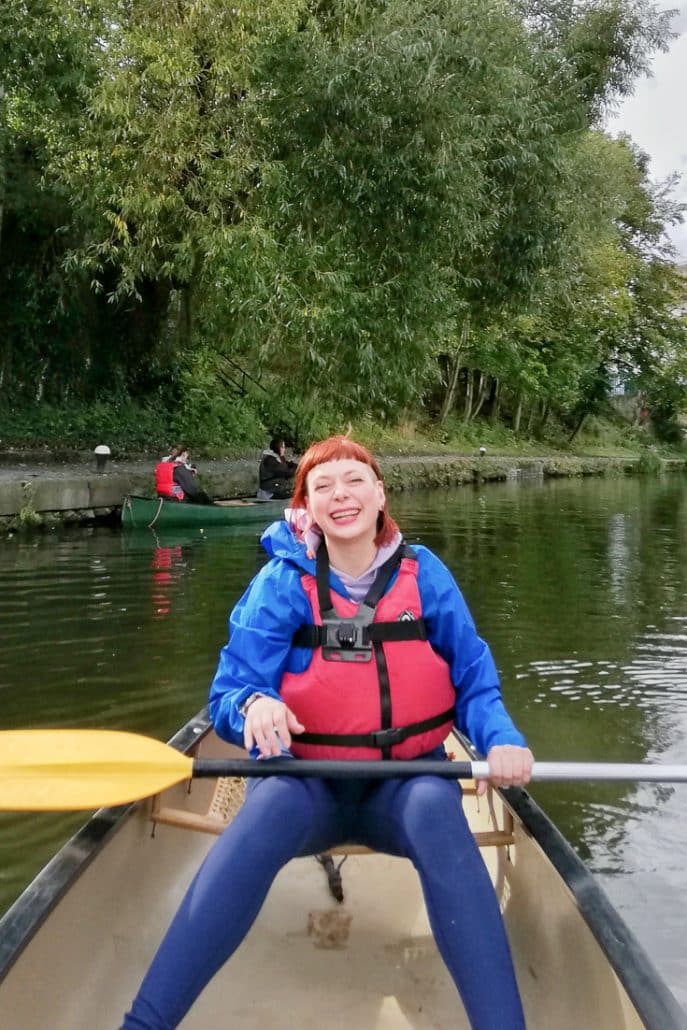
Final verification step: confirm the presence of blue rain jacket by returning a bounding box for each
[208,520,526,757]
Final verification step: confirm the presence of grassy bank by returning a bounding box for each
[0,398,685,466]
[350,413,686,464]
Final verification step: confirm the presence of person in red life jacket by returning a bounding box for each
[154,445,213,505]
[123,435,533,1030]
[154,446,184,501]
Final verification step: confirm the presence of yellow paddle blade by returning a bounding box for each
[0,730,194,810]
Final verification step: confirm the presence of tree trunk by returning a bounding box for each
[0,340,10,392]
[568,411,587,444]
[512,392,523,433]
[489,378,501,422]
[0,85,5,259]
[463,368,474,421]
[470,371,489,421]
[438,352,462,423]
[438,316,470,424]
[540,400,549,429]
[179,286,193,350]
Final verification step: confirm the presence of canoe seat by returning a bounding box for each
[150,778,515,850]
[150,776,247,835]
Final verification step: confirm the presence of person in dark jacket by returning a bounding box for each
[257,437,298,500]
[171,446,213,505]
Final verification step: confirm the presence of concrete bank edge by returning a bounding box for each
[1,454,686,533]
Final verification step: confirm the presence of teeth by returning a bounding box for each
[332,510,358,520]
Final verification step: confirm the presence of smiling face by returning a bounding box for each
[305,458,386,548]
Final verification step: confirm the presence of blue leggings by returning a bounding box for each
[122,771,525,1029]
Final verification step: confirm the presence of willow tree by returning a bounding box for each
[39,0,574,418]
[435,0,676,424]
[52,0,304,371]
[213,0,600,418]
[0,0,106,399]
[469,131,686,439]
[30,0,678,428]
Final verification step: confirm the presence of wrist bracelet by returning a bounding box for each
[239,693,264,718]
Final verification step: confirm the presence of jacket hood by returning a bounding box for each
[260,518,316,576]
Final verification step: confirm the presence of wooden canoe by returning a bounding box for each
[120,494,286,529]
[0,712,684,1030]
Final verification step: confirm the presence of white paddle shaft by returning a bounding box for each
[470,761,687,783]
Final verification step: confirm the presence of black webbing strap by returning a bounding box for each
[296,707,455,750]
[298,541,420,650]
[315,540,412,613]
[315,543,336,617]
[292,619,427,648]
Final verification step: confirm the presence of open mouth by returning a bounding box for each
[330,509,360,522]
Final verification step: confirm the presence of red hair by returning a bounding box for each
[290,436,399,546]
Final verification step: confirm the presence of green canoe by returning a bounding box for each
[121,494,286,529]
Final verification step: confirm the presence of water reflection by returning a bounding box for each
[150,538,185,620]
[1,476,687,1006]
[394,475,687,1008]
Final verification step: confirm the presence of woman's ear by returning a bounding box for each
[301,499,316,535]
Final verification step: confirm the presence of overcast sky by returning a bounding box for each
[605,2,687,261]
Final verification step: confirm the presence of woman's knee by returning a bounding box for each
[241,775,327,843]
[398,776,462,816]
[393,777,472,844]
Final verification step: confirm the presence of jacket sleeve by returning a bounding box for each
[208,561,312,744]
[415,546,526,756]
[173,464,201,498]
[259,455,296,489]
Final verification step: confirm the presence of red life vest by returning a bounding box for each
[155,461,184,500]
[281,544,456,760]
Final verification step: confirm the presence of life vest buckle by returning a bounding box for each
[370,727,406,748]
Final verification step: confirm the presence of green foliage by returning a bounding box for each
[431,415,548,455]
[0,400,175,452]
[233,0,588,412]
[175,354,267,450]
[0,0,685,447]
[636,446,663,474]
[519,0,673,120]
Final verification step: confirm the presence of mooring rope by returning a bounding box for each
[147,497,165,529]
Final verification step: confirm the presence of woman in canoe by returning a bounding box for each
[154,445,213,506]
[123,435,534,1030]
[257,435,298,500]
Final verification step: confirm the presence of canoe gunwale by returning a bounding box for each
[505,787,687,1029]
[455,731,687,1030]
[0,710,210,985]
[1,711,685,1029]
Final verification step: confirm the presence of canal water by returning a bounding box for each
[1,473,687,1008]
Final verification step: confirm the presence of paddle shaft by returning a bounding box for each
[5,729,687,812]
[192,758,687,783]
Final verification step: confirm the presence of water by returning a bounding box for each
[1,474,687,1006]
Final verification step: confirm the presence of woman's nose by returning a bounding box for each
[332,479,348,499]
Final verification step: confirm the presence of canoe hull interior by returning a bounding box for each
[0,725,682,1029]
